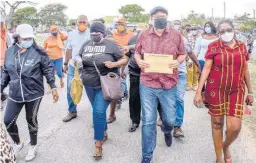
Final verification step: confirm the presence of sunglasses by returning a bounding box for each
[219,29,233,35]
[78,21,87,24]
[22,38,33,41]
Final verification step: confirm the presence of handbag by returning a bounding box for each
[70,65,83,104]
[92,45,124,101]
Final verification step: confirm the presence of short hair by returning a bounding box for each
[204,21,217,34]
[77,15,88,22]
[217,19,234,30]
[174,20,181,24]
[150,6,168,16]
[72,22,76,26]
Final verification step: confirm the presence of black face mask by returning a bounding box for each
[51,32,58,36]
[154,18,167,29]
[91,34,102,43]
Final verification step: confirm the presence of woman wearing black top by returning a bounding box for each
[79,22,128,160]
[1,24,59,161]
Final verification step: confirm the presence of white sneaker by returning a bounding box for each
[13,142,24,155]
[25,145,37,161]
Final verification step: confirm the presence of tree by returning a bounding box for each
[0,1,37,24]
[68,19,76,26]
[118,4,148,23]
[37,3,68,27]
[10,7,38,27]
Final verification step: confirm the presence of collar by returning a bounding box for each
[115,30,129,36]
[149,27,170,35]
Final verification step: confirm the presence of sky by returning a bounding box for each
[12,0,256,21]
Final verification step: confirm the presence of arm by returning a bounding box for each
[59,31,68,41]
[41,55,57,89]
[43,39,47,49]
[196,59,213,94]
[244,62,253,94]
[188,51,200,70]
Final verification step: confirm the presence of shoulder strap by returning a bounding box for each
[92,43,101,75]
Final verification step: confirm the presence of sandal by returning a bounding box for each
[93,141,103,160]
[224,158,232,163]
[107,116,116,124]
[103,132,108,142]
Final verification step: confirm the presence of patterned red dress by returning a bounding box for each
[204,39,249,118]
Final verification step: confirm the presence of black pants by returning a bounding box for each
[129,74,141,124]
[4,98,42,145]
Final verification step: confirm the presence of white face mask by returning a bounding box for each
[221,32,234,43]
[173,25,180,30]
[205,27,212,34]
[191,30,198,36]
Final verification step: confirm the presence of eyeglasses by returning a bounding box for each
[219,29,233,35]
[191,29,197,31]
[78,21,87,24]
[22,38,33,41]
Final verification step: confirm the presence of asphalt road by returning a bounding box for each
[1,80,256,163]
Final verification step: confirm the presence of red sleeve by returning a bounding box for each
[242,43,249,61]
[135,32,143,56]
[205,43,217,60]
[177,34,185,55]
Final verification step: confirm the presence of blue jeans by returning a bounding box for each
[67,65,77,112]
[121,77,128,96]
[51,58,63,78]
[140,84,177,160]
[198,60,205,92]
[85,87,110,141]
[175,73,187,127]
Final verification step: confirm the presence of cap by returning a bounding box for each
[90,22,105,34]
[150,6,168,16]
[16,24,34,38]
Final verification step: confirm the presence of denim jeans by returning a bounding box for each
[85,86,110,140]
[121,77,128,96]
[67,65,77,112]
[175,73,187,127]
[198,60,205,92]
[140,84,177,160]
[51,58,63,78]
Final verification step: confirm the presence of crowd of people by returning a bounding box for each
[0,5,255,163]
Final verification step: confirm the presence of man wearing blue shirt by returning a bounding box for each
[63,15,91,122]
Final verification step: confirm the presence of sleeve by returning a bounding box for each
[40,54,56,89]
[184,38,192,54]
[112,41,124,61]
[194,36,202,55]
[177,34,186,56]
[204,43,217,60]
[134,32,143,56]
[242,43,250,61]
[0,63,10,93]
[77,41,88,68]
[66,33,72,50]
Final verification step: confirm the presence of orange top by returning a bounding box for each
[44,32,67,60]
[112,30,134,46]
[0,30,7,66]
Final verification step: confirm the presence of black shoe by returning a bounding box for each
[128,123,139,132]
[164,133,172,147]
[141,157,151,163]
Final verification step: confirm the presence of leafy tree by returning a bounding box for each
[10,7,38,27]
[37,3,68,27]
[68,19,77,26]
[118,4,148,23]
[0,1,37,24]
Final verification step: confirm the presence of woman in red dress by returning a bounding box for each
[194,19,254,163]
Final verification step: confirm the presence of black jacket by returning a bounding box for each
[1,44,56,102]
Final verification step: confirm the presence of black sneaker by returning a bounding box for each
[128,123,139,132]
[164,133,172,147]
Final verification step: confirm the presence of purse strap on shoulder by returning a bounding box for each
[92,42,101,76]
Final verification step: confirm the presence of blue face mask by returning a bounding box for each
[20,40,33,49]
